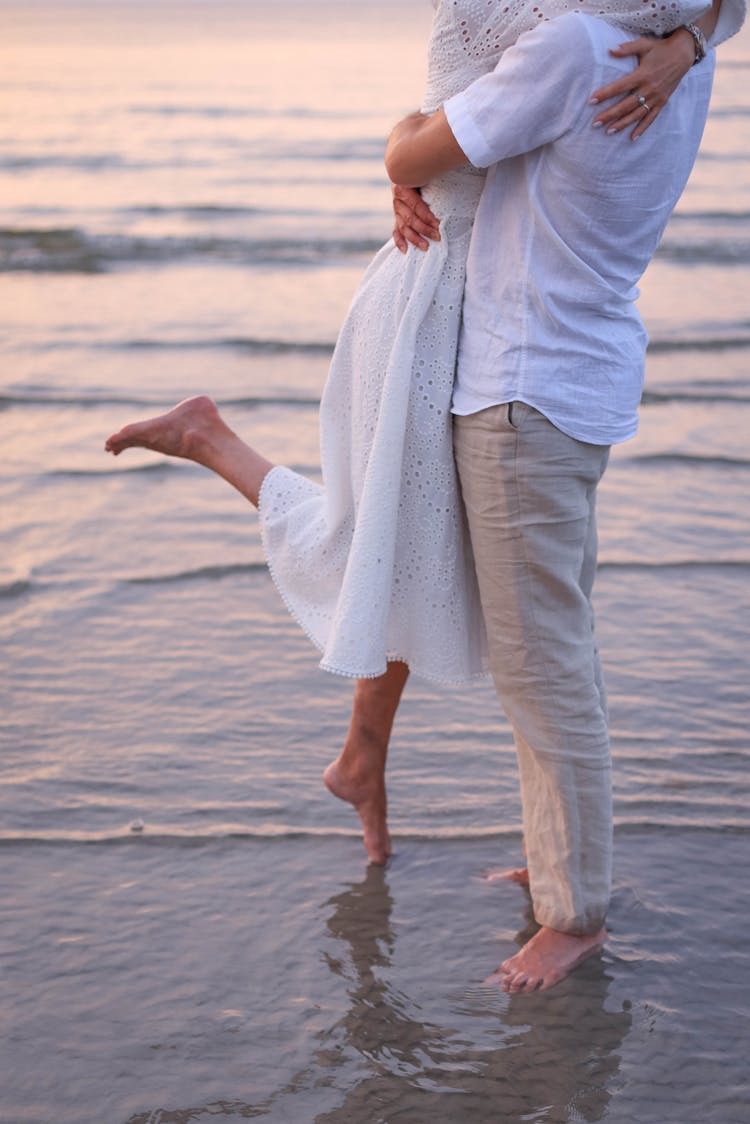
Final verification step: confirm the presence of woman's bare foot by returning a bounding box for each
[483,867,530,887]
[324,758,391,865]
[485,925,606,994]
[105,395,225,461]
[105,396,273,507]
[323,663,408,866]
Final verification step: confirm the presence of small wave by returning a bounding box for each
[627,453,750,469]
[670,209,750,223]
[1,154,128,172]
[129,203,264,219]
[701,105,750,117]
[1,391,320,409]
[18,218,750,273]
[0,225,383,273]
[641,390,750,406]
[5,334,332,357]
[0,578,31,599]
[599,559,750,572]
[125,562,267,586]
[46,461,178,479]
[11,333,728,362]
[656,239,750,266]
[105,338,335,356]
[0,820,743,849]
[698,150,750,164]
[125,202,375,222]
[648,336,750,354]
[614,820,748,835]
[1,141,384,176]
[128,104,378,122]
[0,826,516,849]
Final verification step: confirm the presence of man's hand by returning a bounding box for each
[392,184,441,253]
[589,30,696,139]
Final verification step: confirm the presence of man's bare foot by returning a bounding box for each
[105,395,226,462]
[483,867,530,887]
[485,925,606,994]
[323,758,391,866]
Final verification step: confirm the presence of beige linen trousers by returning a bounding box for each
[454,401,612,934]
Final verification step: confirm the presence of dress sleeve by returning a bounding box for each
[710,0,747,46]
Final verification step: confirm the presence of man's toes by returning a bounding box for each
[509,973,529,994]
[537,969,562,992]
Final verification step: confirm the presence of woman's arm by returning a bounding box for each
[589,0,722,139]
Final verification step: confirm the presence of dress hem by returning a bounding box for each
[259,472,490,688]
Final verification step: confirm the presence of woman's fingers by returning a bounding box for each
[589,31,694,138]
[592,89,660,138]
[598,100,661,139]
[589,38,655,107]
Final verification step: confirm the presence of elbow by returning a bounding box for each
[384,128,425,188]
[385,138,419,188]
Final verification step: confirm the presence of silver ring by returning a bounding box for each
[637,94,650,112]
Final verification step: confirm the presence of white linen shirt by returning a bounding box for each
[445,13,715,445]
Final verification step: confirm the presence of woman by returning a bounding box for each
[106,0,740,864]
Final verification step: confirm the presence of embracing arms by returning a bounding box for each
[390,0,743,251]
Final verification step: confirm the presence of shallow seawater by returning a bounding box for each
[2,2,750,1121]
[4,832,749,1123]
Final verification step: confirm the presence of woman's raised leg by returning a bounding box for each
[105,396,273,508]
[324,660,409,865]
[107,398,409,865]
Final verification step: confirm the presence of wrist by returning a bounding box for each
[672,23,707,65]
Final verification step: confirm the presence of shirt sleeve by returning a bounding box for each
[443,14,596,170]
[710,0,746,47]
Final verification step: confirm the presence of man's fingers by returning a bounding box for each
[392,183,440,229]
[391,183,440,252]
[393,203,440,236]
[393,224,430,252]
[412,198,440,230]
[395,206,441,240]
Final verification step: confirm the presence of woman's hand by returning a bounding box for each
[392,184,441,253]
[589,30,696,140]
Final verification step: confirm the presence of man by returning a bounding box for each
[384,5,727,992]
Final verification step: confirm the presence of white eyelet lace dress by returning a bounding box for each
[257,0,709,684]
